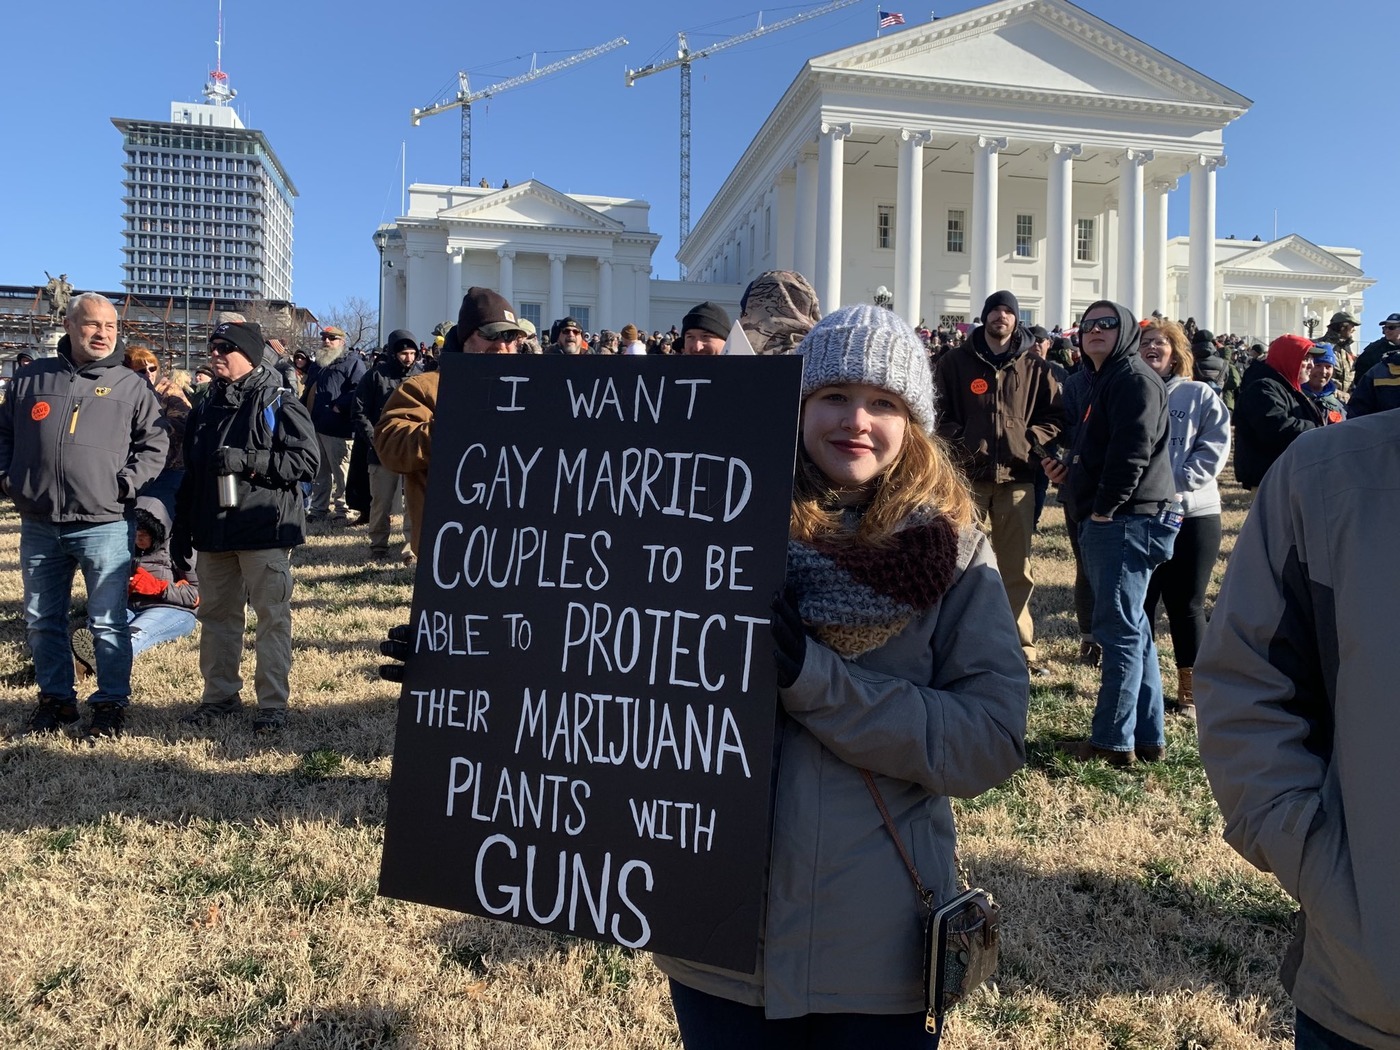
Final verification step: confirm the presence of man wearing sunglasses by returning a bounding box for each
[1,293,168,740]
[1350,311,1400,382]
[548,316,586,355]
[1045,301,1175,767]
[305,325,366,523]
[177,321,320,733]
[374,286,524,559]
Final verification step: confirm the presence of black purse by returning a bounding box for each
[861,769,1001,1037]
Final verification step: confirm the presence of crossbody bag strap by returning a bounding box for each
[860,768,932,909]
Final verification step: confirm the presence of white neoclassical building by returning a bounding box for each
[376,0,1373,343]
[677,0,1372,332]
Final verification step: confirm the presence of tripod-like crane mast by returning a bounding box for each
[625,0,861,276]
[414,36,628,186]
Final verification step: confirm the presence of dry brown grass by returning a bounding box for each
[0,467,1293,1049]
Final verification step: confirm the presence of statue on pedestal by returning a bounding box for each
[41,272,73,324]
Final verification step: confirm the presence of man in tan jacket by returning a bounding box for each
[372,287,526,559]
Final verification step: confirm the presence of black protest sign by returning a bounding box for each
[379,352,803,972]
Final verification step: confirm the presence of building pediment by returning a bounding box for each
[812,0,1250,115]
[1218,235,1364,280]
[439,180,623,234]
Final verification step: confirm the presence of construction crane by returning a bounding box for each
[413,36,628,187]
[625,0,861,276]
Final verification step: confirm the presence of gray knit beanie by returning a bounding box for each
[796,304,936,433]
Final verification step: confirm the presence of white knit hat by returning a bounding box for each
[796,304,936,433]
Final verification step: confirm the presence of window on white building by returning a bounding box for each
[876,204,895,250]
[1076,218,1096,263]
[1015,214,1035,258]
[567,305,591,333]
[947,210,966,253]
[519,302,543,332]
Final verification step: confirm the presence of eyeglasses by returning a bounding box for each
[143,366,160,373]
[1140,337,1171,349]
[208,342,237,354]
[1081,316,1121,333]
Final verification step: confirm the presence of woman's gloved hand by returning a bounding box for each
[379,624,412,682]
[770,588,807,689]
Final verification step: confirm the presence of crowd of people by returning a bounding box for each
[3,271,1398,1049]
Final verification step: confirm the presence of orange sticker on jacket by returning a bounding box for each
[30,401,50,421]
[970,378,989,395]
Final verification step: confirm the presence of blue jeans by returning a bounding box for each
[20,516,135,706]
[128,605,197,658]
[669,980,938,1049]
[1295,1010,1371,1050]
[1079,514,1175,753]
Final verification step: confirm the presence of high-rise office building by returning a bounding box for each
[112,57,296,302]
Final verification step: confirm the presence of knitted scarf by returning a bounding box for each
[787,509,961,658]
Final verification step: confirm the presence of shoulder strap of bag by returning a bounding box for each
[860,768,933,909]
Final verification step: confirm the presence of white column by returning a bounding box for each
[1222,293,1233,336]
[794,148,818,282]
[496,249,515,306]
[815,121,852,310]
[597,257,613,330]
[1145,178,1174,317]
[548,252,566,325]
[775,173,796,271]
[405,249,428,338]
[633,264,651,332]
[1102,196,1117,310]
[1044,142,1080,330]
[895,129,932,326]
[1188,155,1226,330]
[969,135,1007,313]
[445,246,464,313]
[1114,148,1153,316]
[1261,296,1272,344]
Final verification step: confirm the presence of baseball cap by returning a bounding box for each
[320,325,347,339]
[1309,343,1337,366]
[1380,313,1400,327]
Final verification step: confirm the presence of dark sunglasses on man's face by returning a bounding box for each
[208,341,237,355]
[1385,325,1400,332]
[1081,316,1121,333]
[320,333,340,341]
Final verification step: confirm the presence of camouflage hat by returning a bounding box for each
[738,270,823,356]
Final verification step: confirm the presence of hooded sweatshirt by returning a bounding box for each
[1233,334,1322,489]
[1063,301,1174,521]
[1161,376,1231,518]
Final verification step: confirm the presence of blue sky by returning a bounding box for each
[1,0,1395,330]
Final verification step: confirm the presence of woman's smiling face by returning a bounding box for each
[802,383,909,494]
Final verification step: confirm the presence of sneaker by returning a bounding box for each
[251,708,287,734]
[84,702,125,741]
[19,695,81,736]
[71,627,96,678]
[179,695,244,725]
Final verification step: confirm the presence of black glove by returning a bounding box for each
[0,473,11,498]
[213,447,247,475]
[770,588,807,689]
[379,623,412,682]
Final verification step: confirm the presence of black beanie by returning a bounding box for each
[981,290,1020,323]
[682,301,732,340]
[209,321,265,363]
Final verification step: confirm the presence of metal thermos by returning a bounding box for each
[217,473,240,509]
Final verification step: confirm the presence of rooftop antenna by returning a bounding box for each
[203,0,237,106]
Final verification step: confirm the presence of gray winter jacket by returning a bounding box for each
[1162,376,1231,518]
[655,528,1028,1018]
[0,336,168,522]
[1197,413,1400,1048]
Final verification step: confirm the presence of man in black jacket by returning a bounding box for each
[1351,311,1400,381]
[0,293,169,739]
[306,325,366,521]
[1233,334,1321,488]
[177,322,320,733]
[353,329,420,563]
[1044,300,1175,766]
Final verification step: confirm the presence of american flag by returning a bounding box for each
[878,10,906,27]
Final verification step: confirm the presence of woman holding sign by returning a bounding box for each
[656,305,1030,1047]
